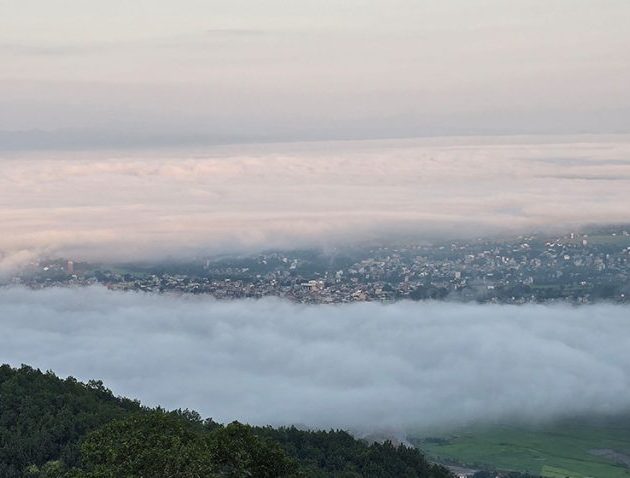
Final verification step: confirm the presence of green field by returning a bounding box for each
[412,416,630,478]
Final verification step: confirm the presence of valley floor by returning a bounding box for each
[414,417,630,478]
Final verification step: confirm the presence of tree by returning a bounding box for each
[210,422,299,478]
[77,412,218,478]
[75,413,298,478]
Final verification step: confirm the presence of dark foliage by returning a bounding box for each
[256,426,453,478]
[472,472,541,478]
[0,364,141,478]
[0,364,452,478]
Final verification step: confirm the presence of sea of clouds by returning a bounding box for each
[2,286,629,432]
[2,135,630,274]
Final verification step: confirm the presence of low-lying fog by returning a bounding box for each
[2,286,629,432]
[2,135,630,273]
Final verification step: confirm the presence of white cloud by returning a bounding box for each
[1,136,629,266]
[2,286,630,433]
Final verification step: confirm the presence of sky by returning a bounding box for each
[1,1,630,267]
[3,286,630,432]
[1,0,630,148]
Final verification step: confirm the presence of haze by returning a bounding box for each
[1,1,629,147]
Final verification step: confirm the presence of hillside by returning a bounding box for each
[0,364,452,478]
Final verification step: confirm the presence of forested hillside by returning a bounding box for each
[0,364,452,478]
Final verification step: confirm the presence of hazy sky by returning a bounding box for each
[3,286,630,431]
[1,0,629,147]
[1,3,629,266]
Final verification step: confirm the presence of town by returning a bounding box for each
[6,225,630,305]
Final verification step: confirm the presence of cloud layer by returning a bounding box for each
[1,136,630,271]
[2,286,630,432]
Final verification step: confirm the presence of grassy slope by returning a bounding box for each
[413,418,630,478]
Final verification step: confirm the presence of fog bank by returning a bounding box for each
[1,136,630,271]
[1,286,629,432]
